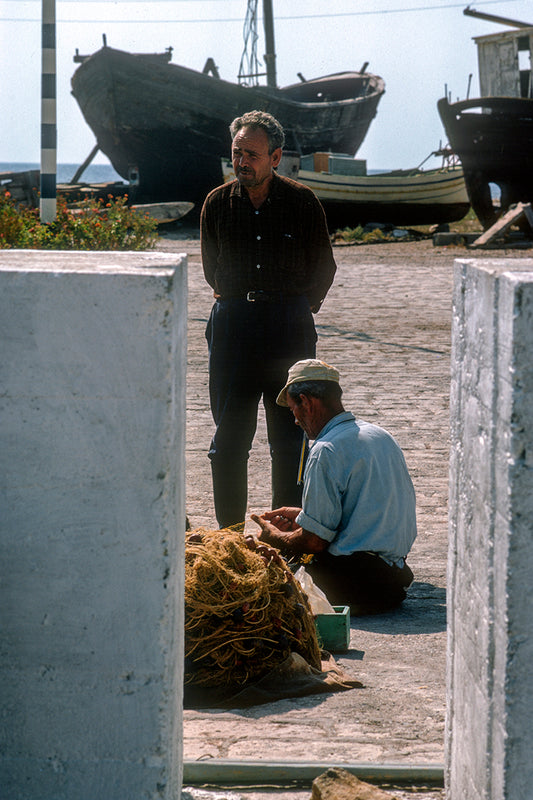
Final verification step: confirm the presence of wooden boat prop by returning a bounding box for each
[70,1,385,205]
[437,8,533,229]
[222,151,470,229]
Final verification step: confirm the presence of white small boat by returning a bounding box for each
[222,151,470,229]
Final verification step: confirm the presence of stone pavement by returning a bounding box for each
[154,234,530,799]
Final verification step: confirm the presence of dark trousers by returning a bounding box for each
[306,551,414,616]
[206,295,317,528]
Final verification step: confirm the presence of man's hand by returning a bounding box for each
[250,512,302,555]
[257,506,302,532]
[250,509,328,557]
[250,513,299,541]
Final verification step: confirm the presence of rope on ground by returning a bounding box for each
[184,528,321,688]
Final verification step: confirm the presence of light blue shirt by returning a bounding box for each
[296,412,417,564]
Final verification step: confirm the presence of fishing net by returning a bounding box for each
[184,528,322,689]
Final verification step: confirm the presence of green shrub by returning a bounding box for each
[0,192,158,250]
[333,225,395,244]
[0,192,37,248]
[337,225,365,242]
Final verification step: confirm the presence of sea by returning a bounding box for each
[0,162,122,184]
[3,161,387,184]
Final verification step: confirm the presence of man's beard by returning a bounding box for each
[236,167,257,186]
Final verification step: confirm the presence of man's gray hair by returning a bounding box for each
[287,380,343,406]
[229,110,285,153]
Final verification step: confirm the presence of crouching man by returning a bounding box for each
[251,359,417,615]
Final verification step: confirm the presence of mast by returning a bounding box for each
[263,0,277,88]
[238,0,277,87]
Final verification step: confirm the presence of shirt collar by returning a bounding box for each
[314,411,355,442]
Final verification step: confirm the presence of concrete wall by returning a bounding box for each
[0,251,187,800]
[447,258,533,800]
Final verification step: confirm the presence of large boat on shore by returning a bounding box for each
[437,8,533,229]
[70,1,384,205]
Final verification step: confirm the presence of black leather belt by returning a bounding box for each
[220,291,297,303]
[246,291,280,302]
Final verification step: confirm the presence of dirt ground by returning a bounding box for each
[155,228,532,800]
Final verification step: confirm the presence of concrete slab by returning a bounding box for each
[0,250,187,799]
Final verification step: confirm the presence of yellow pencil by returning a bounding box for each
[297,434,307,485]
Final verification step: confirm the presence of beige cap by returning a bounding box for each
[276,358,340,406]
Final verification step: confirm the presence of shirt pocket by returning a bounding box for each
[276,229,304,276]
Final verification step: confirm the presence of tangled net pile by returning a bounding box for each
[184,529,322,688]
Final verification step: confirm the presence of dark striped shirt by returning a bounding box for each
[201,172,337,309]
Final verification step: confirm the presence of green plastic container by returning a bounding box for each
[314,605,350,652]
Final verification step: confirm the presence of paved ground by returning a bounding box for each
[155,230,532,800]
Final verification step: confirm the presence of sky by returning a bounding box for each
[1,0,532,171]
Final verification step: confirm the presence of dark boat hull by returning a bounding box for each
[317,198,470,229]
[71,46,384,204]
[437,96,533,229]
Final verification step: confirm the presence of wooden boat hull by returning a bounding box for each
[296,165,469,228]
[71,46,385,204]
[437,96,533,228]
[222,159,470,229]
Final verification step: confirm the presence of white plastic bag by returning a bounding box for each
[294,566,335,614]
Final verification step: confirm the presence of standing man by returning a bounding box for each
[201,110,337,529]
[252,359,417,615]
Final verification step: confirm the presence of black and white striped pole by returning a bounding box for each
[40,0,56,222]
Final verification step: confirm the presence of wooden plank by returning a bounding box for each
[130,201,195,223]
[69,201,195,224]
[470,202,533,248]
[523,203,533,230]
[69,144,100,184]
